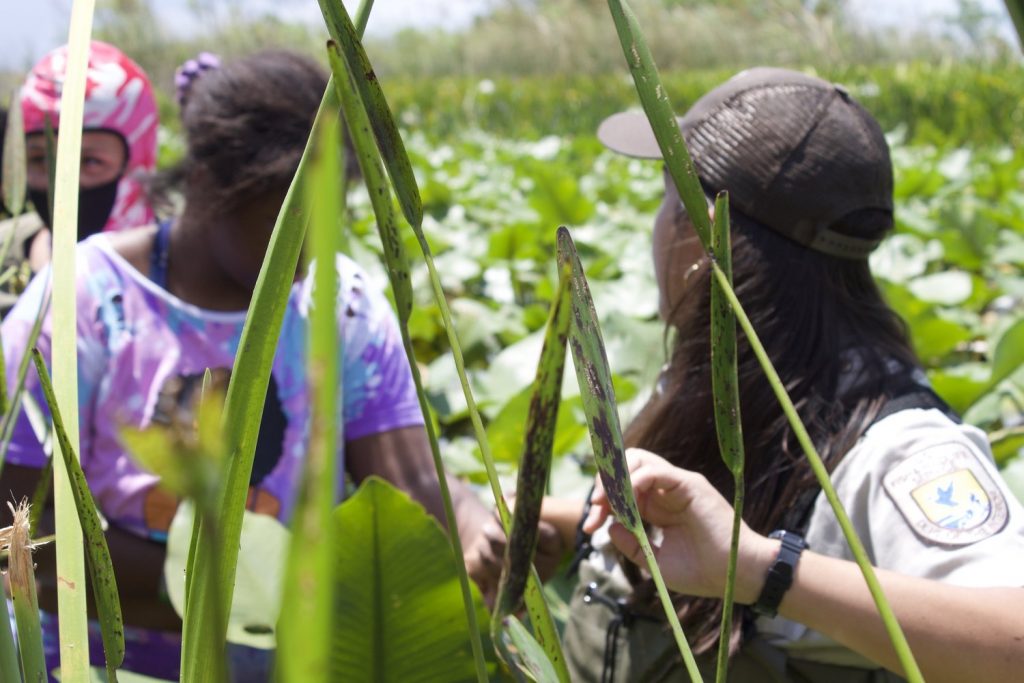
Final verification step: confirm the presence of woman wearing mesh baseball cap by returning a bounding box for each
[473,68,1024,682]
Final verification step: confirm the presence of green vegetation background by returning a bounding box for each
[6,0,1023,495]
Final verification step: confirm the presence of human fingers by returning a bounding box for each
[606,521,644,566]
[584,449,674,533]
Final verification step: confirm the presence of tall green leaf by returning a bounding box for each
[179,78,336,683]
[49,3,97,679]
[604,1,924,679]
[317,0,423,228]
[493,265,570,622]
[330,477,491,682]
[709,193,744,682]
[32,350,124,681]
[0,576,18,683]
[557,226,702,682]
[711,261,925,682]
[605,0,711,250]
[276,107,343,683]
[322,11,566,676]
[2,89,26,219]
[325,40,491,682]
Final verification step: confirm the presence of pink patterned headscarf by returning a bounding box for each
[20,40,158,232]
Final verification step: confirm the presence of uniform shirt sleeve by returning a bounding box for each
[804,408,1024,588]
[337,258,424,442]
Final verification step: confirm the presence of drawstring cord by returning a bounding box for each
[583,581,658,683]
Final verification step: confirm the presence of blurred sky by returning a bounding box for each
[0,0,1016,71]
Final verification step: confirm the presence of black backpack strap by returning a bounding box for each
[784,381,960,535]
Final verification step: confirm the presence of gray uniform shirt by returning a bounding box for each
[756,408,1024,666]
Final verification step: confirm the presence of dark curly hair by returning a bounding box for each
[179,50,328,212]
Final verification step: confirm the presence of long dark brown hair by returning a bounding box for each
[622,202,917,654]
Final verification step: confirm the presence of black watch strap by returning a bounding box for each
[752,530,808,618]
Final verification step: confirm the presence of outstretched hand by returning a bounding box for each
[464,503,571,607]
[582,448,775,605]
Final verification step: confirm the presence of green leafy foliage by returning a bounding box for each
[179,76,334,683]
[1,89,25,219]
[494,267,570,624]
[31,351,124,681]
[709,193,744,682]
[330,477,491,681]
[558,225,702,680]
[276,104,344,683]
[48,5,98,679]
[326,32,491,681]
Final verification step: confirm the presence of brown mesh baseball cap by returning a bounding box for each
[597,67,894,259]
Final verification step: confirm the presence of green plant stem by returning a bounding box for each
[636,531,702,682]
[50,3,96,679]
[710,262,925,683]
[414,237,570,682]
[715,480,743,682]
[326,39,489,681]
[0,585,19,683]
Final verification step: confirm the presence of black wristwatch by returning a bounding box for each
[752,530,808,618]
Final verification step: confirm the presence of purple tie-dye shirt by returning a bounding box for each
[2,234,425,680]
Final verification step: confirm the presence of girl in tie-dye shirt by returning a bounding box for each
[0,50,487,681]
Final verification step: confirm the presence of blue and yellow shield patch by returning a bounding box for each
[884,443,1008,546]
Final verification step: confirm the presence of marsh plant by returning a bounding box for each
[1,1,1023,682]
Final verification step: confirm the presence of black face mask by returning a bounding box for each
[29,177,120,241]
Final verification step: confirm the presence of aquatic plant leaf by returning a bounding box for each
[318,0,423,228]
[32,350,124,681]
[494,266,570,620]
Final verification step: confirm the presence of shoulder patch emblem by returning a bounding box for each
[883,443,1008,546]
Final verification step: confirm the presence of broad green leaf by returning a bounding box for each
[992,430,1024,466]
[485,384,586,465]
[929,365,990,415]
[318,0,423,228]
[330,477,490,682]
[31,351,124,681]
[709,193,745,682]
[557,226,701,680]
[906,270,973,306]
[49,3,97,679]
[165,503,288,650]
[991,318,1024,387]
[494,266,570,621]
[498,616,560,683]
[2,89,25,218]
[277,99,344,683]
[911,317,972,365]
[181,76,336,683]
[1000,454,1024,505]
